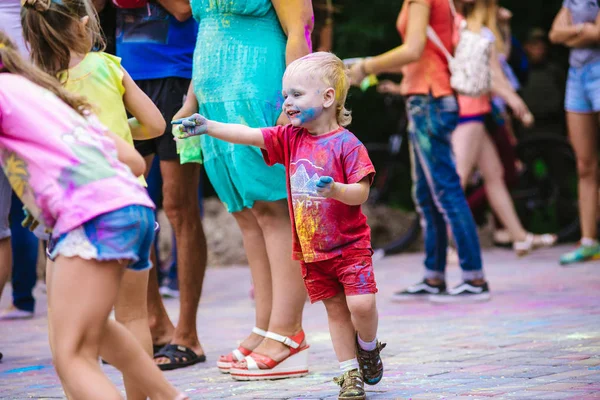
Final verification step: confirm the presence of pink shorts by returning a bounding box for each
[301,248,378,303]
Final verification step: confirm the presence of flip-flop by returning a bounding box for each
[154,344,206,371]
[153,343,168,355]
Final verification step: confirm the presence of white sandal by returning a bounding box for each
[217,327,267,373]
[513,233,557,256]
[229,330,309,381]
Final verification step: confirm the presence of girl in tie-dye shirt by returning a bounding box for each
[174,52,384,399]
[0,32,186,399]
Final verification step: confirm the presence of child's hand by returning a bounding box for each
[171,114,208,139]
[316,176,336,198]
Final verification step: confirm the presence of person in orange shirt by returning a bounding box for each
[350,0,489,303]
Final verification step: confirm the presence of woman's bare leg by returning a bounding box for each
[250,200,306,361]
[568,112,599,239]
[0,237,11,301]
[231,209,272,350]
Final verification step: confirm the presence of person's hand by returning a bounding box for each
[498,7,512,22]
[171,113,208,139]
[507,95,529,122]
[580,22,599,39]
[348,60,367,87]
[21,206,39,232]
[377,80,401,95]
[316,176,336,198]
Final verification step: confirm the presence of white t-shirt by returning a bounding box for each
[0,0,28,56]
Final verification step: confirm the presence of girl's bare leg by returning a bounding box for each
[48,256,126,400]
[50,256,181,400]
[451,122,487,188]
[114,269,152,400]
[250,200,306,361]
[477,133,528,242]
[568,112,599,239]
[99,319,181,400]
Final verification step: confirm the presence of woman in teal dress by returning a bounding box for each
[173,0,314,380]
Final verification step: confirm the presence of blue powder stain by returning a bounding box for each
[297,108,318,124]
[3,365,46,374]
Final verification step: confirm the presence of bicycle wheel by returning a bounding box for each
[512,134,579,243]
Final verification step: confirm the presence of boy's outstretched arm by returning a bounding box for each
[172,113,265,148]
[316,176,371,206]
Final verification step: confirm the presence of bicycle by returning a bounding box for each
[362,92,581,259]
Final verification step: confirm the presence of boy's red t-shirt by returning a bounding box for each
[261,125,375,263]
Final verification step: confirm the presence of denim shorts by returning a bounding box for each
[48,205,156,271]
[565,61,600,113]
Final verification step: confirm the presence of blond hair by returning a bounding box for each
[283,52,352,127]
[462,0,505,54]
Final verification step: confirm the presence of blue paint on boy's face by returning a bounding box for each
[296,107,319,124]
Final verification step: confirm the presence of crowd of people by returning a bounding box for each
[0,0,598,399]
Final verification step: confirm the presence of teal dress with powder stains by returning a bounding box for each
[181,0,287,213]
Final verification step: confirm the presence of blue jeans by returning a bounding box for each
[406,94,484,281]
[10,194,39,313]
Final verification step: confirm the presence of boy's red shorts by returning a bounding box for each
[300,248,378,303]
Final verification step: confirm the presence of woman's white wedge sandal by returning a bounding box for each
[217,327,267,373]
[229,330,309,381]
[513,233,557,256]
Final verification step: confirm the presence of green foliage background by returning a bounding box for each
[332,0,565,209]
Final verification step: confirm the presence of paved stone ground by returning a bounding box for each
[0,245,599,399]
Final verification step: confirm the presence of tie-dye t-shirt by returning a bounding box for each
[261,125,375,263]
[0,74,154,237]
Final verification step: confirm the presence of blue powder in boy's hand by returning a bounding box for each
[316,176,334,188]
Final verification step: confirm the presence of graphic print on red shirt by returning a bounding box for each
[261,125,375,263]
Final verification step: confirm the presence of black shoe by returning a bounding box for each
[392,280,446,301]
[356,335,386,385]
[429,281,491,303]
[334,369,365,400]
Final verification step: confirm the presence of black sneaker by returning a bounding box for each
[334,369,365,400]
[392,280,447,301]
[356,335,386,385]
[429,281,491,303]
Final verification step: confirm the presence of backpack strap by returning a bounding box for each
[426,27,454,62]
[425,0,457,62]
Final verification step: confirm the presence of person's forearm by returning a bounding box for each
[364,43,424,75]
[285,27,312,64]
[129,118,164,140]
[206,121,265,148]
[157,0,192,21]
[549,25,580,44]
[565,26,600,47]
[331,182,369,206]
[177,84,198,118]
